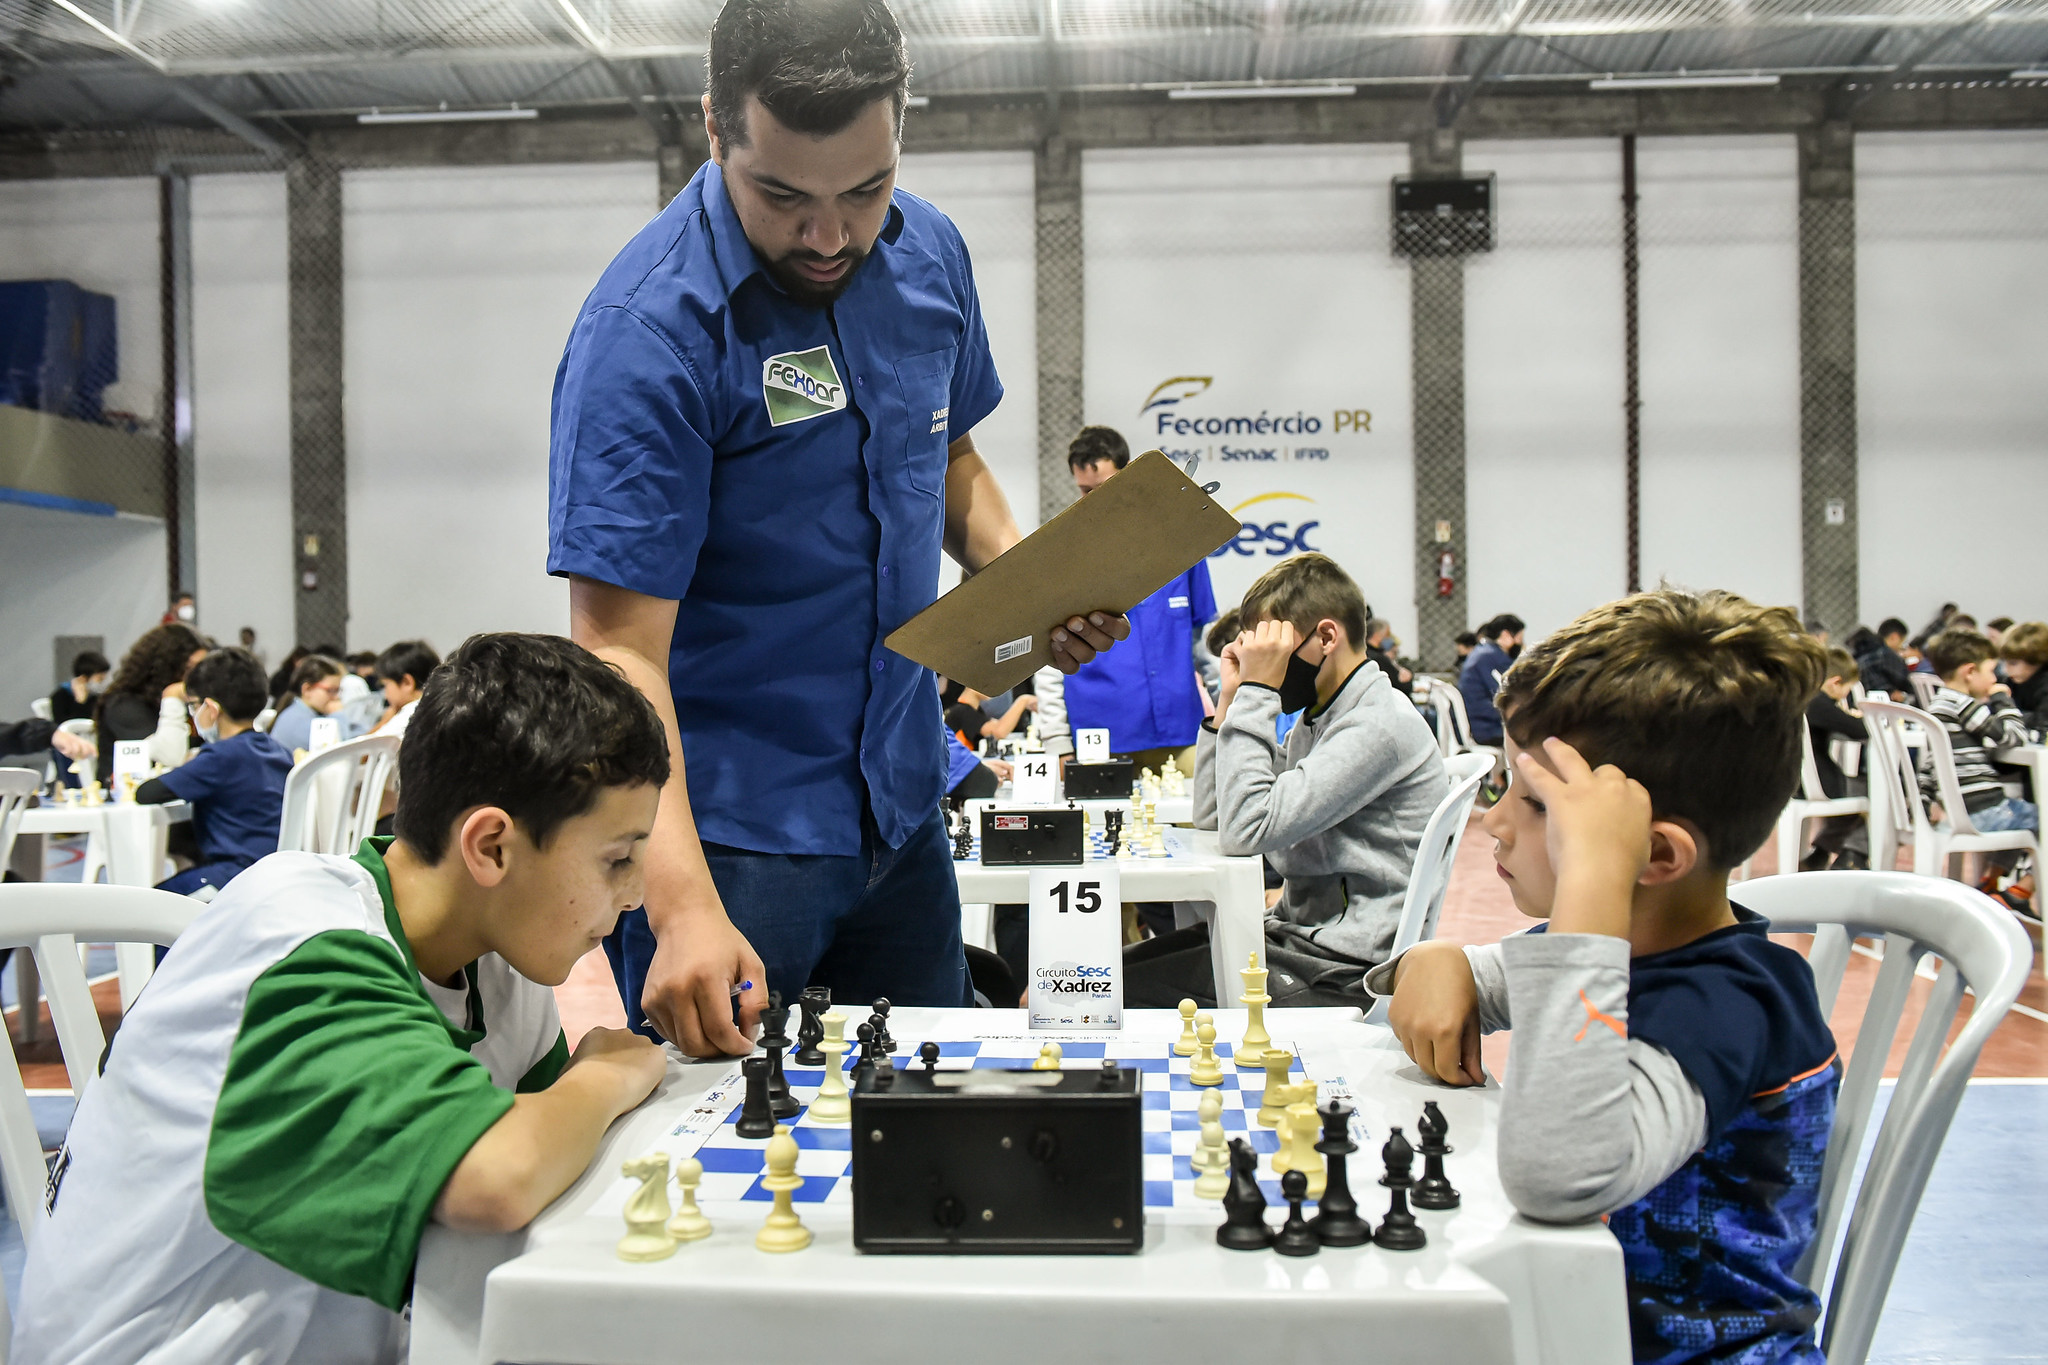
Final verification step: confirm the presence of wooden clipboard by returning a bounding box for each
[885,450,1241,695]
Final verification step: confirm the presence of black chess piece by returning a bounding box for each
[1307,1100,1371,1247]
[1273,1170,1320,1257]
[920,1041,941,1073]
[1104,809,1123,855]
[871,999,896,1053]
[1373,1126,1427,1250]
[850,1022,877,1087]
[759,996,800,1120]
[1413,1100,1461,1210]
[734,1055,776,1138]
[793,986,829,1066]
[1216,1137,1274,1251]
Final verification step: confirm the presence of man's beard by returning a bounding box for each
[767,244,871,308]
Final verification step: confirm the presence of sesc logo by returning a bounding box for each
[1138,376,1213,416]
[761,346,848,427]
[1213,492,1320,559]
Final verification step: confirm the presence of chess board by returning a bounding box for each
[610,1028,1367,1224]
[950,827,1189,864]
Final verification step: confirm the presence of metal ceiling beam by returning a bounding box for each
[43,0,284,157]
[1432,0,1535,128]
[1854,0,2014,106]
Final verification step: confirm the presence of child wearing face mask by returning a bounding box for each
[137,647,293,899]
[1127,554,1446,1008]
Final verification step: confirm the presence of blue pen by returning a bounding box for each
[728,979,755,996]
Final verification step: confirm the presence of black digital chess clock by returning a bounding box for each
[978,807,1085,864]
[848,1063,1143,1254]
[1062,758,1135,800]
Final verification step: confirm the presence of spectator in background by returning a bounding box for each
[1805,618,1830,646]
[267,654,347,755]
[0,717,94,767]
[160,592,196,628]
[1856,617,1912,699]
[941,680,1034,750]
[137,648,291,900]
[1364,617,1414,698]
[267,645,310,707]
[237,626,267,672]
[1985,617,2013,650]
[1452,631,1478,666]
[1998,622,2048,732]
[1458,613,1524,746]
[96,623,207,780]
[1802,647,1870,871]
[370,640,440,739]
[943,721,1010,803]
[1195,607,1241,705]
[1062,425,1217,772]
[49,650,110,725]
[1921,628,2034,916]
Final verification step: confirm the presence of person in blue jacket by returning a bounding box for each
[1459,613,1525,746]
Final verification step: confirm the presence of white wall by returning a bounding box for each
[1858,130,2048,628]
[0,177,162,422]
[1083,144,1415,642]
[0,502,165,715]
[342,162,659,653]
[1464,140,1627,641]
[191,173,293,664]
[896,152,1039,532]
[1635,136,1802,615]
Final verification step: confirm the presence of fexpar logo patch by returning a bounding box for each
[762,346,847,427]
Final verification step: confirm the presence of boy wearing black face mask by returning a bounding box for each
[1128,554,1445,1007]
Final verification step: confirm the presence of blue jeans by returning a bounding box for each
[604,804,970,1040]
[1971,796,2038,834]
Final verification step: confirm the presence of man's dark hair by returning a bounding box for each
[1484,614,1526,641]
[1067,425,1130,472]
[1453,631,1479,650]
[1987,616,2014,634]
[1878,617,1908,641]
[288,654,344,698]
[71,650,110,678]
[1496,589,1826,869]
[376,639,441,688]
[184,648,270,723]
[1925,628,1995,681]
[707,0,910,148]
[395,634,669,864]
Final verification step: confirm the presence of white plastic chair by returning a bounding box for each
[278,733,400,855]
[0,769,36,876]
[0,883,201,1247]
[1860,699,2036,883]
[252,706,277,735]
[1771,725,1872,876]
[1363,761,1488,1024]
[1732,872,2032,1365]
[1906,672,1941,708]
[52,720,109,886]
[28,697,53,722]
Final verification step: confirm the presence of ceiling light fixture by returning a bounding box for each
[358,106,540,124]
[1588,74,1780,90]
[1167,83,1356,100]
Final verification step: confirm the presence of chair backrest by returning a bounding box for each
[1798,722,1830,803]
[1364,763,1488,1024]
[1863,698,1982,839]
[1906,671,1942,708]
[1857,700,1925,860]
[0,769,38,876]
[28,697,53,722]
[278,733,400,856]
[1432,681,1475,756]
[1443,750,1494,784]
[252,707,277,734]
[0,884,201,1246]
[1732,872,2031,1365]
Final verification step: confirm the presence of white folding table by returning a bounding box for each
[409,1007,1627,1365]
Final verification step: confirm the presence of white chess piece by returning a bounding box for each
[1258,1049,1294,1126]
[1192,1089,1230,1200]
[1032,1041,1064,1071]
[808,1010,851,1125]
[616,1152,677,1262]
[1189,1016,1224,1086]
[666,1157,712,1242]
[1146,825,1168,858]
[1173,998,1200,1056]
[755,1125,813,1253]
[1236,952,1272,1069]
[1285,1087,1326,1198]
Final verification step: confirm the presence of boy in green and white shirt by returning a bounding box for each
[17,634,674,1364]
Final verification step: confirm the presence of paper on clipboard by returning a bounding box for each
[885,450,1241,695]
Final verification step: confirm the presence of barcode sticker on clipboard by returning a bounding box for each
[994,635,1033,664]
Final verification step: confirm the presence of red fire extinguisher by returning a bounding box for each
[1437,548,1456,599]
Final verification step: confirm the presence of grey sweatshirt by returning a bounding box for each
[1194,660,1445,967]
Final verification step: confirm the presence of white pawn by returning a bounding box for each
[1192,1089,1230,1200]
[1189,1016,1224,1087]
[666,1157,712,1242]
[1146,826,1168,858]
[1285,1086,1326,1198]
[1032,1041,1064,1071]
[616,1151,676,1262]
[808,1010,851,1125]
[755,1125,812,1253]
[1172,998,1200,1056]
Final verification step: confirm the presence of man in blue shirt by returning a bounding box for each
[549,0,1125,1057]
[1458,613,1524,746]
[137,648,291,897]
[1062,427,1217,773]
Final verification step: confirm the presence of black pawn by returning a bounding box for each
[759,997,799,1120]
[1373,1126,1427,1251]
[1216,1138,1274,1251]
[1307,1100,1371,1247]
[850,1022,877,1086]
[920,1041,941,1073]
[871,999,896,1053]
[1413,1101,1461,1211]
[734,1055,776,1138]
[1273,1170,1319,1256]
[793,986,829,1066]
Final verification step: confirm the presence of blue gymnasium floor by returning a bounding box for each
[1,1080,2040,1359]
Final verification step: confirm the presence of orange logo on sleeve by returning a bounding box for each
[1573,990,1627,1042]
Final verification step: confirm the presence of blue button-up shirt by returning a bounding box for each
[548,162,1003,855]
[1063,559,1217,752]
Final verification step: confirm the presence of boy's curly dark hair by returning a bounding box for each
[100,623,205,716]
[1496,588,1827,869]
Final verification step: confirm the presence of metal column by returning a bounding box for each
[1034,132,1083,526]
[1408,131,1469,672]
[287,155,348,649]
[1798,120,1859,635]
